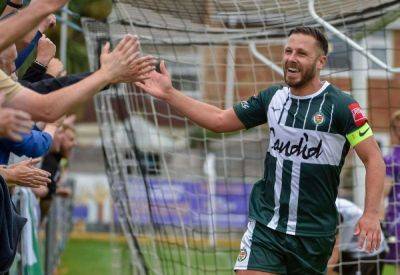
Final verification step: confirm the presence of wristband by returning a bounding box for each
[34,60,48,69]
[6,0,23,9]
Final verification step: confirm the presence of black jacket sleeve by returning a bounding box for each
[21,61,47,83]
[41,152,63,198]
[20,72,92,94]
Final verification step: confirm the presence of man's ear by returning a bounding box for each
[317,55,327,70]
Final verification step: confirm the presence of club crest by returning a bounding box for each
[312,112,325,125]
[237,248,247,262]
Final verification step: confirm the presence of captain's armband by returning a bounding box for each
[346,123,373,147]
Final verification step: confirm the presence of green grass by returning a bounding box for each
[384,265,396,275]
[59,238,398,275]
[58,238,238,275]
[58,239,132,275]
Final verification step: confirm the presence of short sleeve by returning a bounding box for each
[335,94,370,146]
[233,91,268,129]
[0,70,23,102]
[8,130,52,158]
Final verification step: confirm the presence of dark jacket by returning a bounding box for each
[0,176,27,273]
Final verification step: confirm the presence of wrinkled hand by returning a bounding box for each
[38,14,56,33]
[6,158,51,188]
[36,34,56,66]
[135,60,174,101]
[123,55,157,83]
[354,213,382,253]
[46,58,65,77]
[99,35,155,84]
[0,94,34,141]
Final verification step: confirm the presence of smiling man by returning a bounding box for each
[136,26,385,275]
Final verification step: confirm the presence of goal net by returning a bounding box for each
[82,0,400,274]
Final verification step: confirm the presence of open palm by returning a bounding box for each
[135,60,173,101]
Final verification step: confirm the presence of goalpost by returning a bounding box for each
[82,1,400,274]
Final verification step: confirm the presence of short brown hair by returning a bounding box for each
[288,27,328,56]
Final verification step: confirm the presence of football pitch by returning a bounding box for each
[59,238,397,275]
[58,238,237,275]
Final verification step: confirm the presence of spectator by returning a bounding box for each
[0,122,56,164]
[0,44,58,165]
[40,115,76,218]
[328,198,387,275]
[21,34,56,82]
[0,0,155,123]
[383,110,400,269]
[0,36,154,122]
[13,14,56,69]
[0,174,26,273]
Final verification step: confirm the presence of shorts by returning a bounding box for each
[234,219,336,274]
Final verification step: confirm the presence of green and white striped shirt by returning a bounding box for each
[233,82,369,236]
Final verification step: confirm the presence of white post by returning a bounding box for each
[60,4,69,68]
[351,39,368,209]
[204,153,217,247]
[225,43,236,108]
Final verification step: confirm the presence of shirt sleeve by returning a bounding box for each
[21,72,92,94]
[7,130,52,158]
[233,91,268,129]
[336,94,371,147]
[21,61,47,83]
[0,70,23,102]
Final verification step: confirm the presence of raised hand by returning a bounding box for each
[99,35,140,84]
[135,60,174,101]
[38,14,56,33]
[126,55,157,82]
[3,158,51,188]
[46,58,65,77]
[36,34,56,67]
[99,35,157,84]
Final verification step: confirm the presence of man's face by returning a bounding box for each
[0,44,17,75]
[283,33,326,88]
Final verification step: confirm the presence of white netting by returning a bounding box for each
[83,0,400,274]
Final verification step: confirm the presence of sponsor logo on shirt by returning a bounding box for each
[270,128,323,160]
[348,102,367,127]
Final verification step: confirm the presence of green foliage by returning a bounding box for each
[50,0,112,74]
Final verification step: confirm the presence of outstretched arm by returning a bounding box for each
[0,0,68,52]
[5,35,155,122]
[353,136,385,253]
[135,60,245,133]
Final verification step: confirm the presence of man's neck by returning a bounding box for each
[290,78,324,97]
